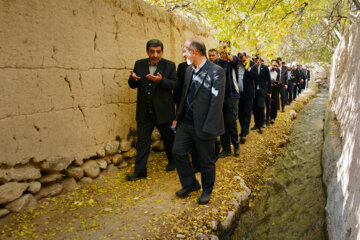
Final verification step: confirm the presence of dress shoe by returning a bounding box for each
[234,145,240,156]
[270,119,275,124]
[281,109,285,112]
[165,163,176,171]
[259,127,264,134]
[126,172,147,181]
[240,136,246,144]
[176,182,201,198]
[266,121,270,126]
[198,193,211,205]
[218,151,231,158]
[251,125,258,130]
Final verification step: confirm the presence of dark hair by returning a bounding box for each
[277,57,282,61]
[190,40,206,56]
[146,39,163,51]
[243,52,247,56]
[282,61,286,65]
[208,48,218,54]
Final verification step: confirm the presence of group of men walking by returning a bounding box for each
[126,39,310,205]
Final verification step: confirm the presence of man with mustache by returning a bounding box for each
[127,39,179,181]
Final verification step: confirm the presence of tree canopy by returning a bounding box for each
[146,0,360,64]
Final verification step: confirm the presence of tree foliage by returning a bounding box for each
[146,0,359,63]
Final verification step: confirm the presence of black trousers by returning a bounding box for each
[173,122,216,195]
[238,96,253,137]
[270,85,280,120]
[135,113,174,175]
[220,98,239,152]
[265,95,271,124]
[287,81,294,104]
[280,86,287,110]
[253,90,266,128]
[293,84,298,100]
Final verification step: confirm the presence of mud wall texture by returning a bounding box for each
[0,0,216,167]
[323,18,360,240]
[0,0,216,216]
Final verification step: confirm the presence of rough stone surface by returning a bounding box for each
[197,233,209,240]
[66,166,84,180]
[96,159,108,169]
[120,140,132,152]
[80,177,93,184]
[106,165,119,174]
[96,147,106,157]
[105,141,120,156]
[112,154,123,165]
[122,148,137,159]
[0,209,10,218]
[28,181,41,194]
[39,173,64,183]
[118,161,128,169]
[5,194,38,213]
[322,18,360,240]
[211,221,218,231]
[61,177,79,192]
[82,160,100,178]
[176,234,186,239]
[40,157,74,172]
[0,165,41,183]
[209,235,219,240]
[0,182,29,205]
[220,211,235,230]
[35,183,63,200]
[289,110,297,120]
[151,129,161,141]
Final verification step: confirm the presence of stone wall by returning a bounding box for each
[0,0,216,217]
[322,18,360,240]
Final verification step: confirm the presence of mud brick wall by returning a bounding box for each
[0,0,216,216]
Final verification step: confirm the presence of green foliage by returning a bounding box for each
[146,0,356,63]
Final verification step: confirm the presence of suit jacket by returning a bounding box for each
[239,61,257,99]
[174,62,189,107]
[254,64,272,97]
[128,58,179,124]
[176,60,225,140]
[279,65,288,86]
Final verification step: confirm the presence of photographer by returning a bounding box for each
[214,41,240,157]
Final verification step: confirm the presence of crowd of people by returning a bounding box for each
[127,39,311,205]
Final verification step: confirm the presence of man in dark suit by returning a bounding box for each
[277,58,288,112]
[292,64,301,100]
[172,39,225,205]
[237,52,256,143]
[251,56,271,133]
[126,39,179,181]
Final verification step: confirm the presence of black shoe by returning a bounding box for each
[218,151,231,158]
[240,136,246,144]
[198,193,211,205]
[176,182,201,198]
[281,109,285,112]
[166,163,176,171]
[266,121,270,126]
[251,126,258,130]
[234,145,240,156]
[259,127,264,134]
[126,172,147,181]
[270,119,275,124]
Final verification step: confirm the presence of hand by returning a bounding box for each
[130,71,141,81]
[267,93,272,98]
[146,72,162,83]
[285,85,288,89]
[244,59,251,69]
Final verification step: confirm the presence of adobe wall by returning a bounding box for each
[0,0,216,216]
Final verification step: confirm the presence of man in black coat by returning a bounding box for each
[252,56,271,133]
[237,52,256,143]
[172,39,225,205]
[127,39,179,181]
[277,58,288,112]
[292,64,300,100]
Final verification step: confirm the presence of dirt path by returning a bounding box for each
[0,88,317,240]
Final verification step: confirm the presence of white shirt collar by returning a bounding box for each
[192,59,207,73]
